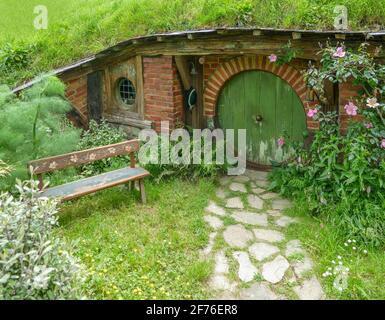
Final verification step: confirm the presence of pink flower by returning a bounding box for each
[277,137,285,147]
[344,102,358,116]
[381,139,385,149]
[268,54,277,62]
[333,47,346,58]
[365,122,373,129]
[307,108,318,118]
[366,97,380,109]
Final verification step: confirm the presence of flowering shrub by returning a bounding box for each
[270,44,385,246]
[0,180,85,299]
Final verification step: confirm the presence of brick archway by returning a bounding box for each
[203,55,317,129]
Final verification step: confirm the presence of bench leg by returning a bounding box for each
[139,179,146,204]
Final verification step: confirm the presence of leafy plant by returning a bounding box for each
[0,180,85,299]
[0,76,81,190]
[143,133,229,183]
[77,120,128,176]
[270,44,385,246]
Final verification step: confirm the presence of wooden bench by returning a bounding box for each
[28,139,150,203]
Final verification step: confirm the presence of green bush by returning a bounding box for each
[0,180,85,299]
[270,44,385,247]
[0,76,81,191]
[143,134,229,183]
[77,120,128,176]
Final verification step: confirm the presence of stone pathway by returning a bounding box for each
[201,170,325,300]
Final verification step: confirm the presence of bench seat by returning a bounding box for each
[38,167,150,201]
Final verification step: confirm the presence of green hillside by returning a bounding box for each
[1,0,384,86]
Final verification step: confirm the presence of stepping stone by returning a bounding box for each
[208,274,233,291]
[229,182,247,193]
[293,257,313,278]
[245,170,269,181]
[249,243,280,261]
[272,199,292,210]
[251,188,265,195]
[262,255,290,284]
[219,176,232,186]
[294,276,324,300]
[223,225,253,248]
[215,188,227,199]
[215,291,238,300]
[214,251,229,274]
[225,197,244,209]
[205,201,226,216]
[239,283,278,300]
[204,215,224,230]
[233,175,250,183]
[253,229,285,243]
[285,240,305,257]
[247,195,264,210]
[275,216,297,227]
[233,251,258,282]
[231,211,268,226]
[255,180,270,188]
[266,210,282,217]
[200,232,217,256]
[259,192,279,200]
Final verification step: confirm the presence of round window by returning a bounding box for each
[117,78,136,106]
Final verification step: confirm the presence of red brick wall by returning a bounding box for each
[143,56,184,132]
[65,77,88,123]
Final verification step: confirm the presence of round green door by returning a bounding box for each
[217,70,306,165]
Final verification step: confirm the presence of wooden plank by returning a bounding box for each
[29,140,140,174]
[87,71,103,122]
[174,56,193,89]
[38,167,150,201]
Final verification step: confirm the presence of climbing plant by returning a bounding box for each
[270,44,385,246]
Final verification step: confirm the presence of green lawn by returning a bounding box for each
[284,201,385,300]
[1,0,385,86]
[56,178,215,300]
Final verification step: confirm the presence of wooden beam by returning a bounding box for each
[174,56,193,89]
[335,34,346,40]
[253,30,263,36]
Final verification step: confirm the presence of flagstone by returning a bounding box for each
[225,197,244,209]
[262,255,290,284]
[231,211,268,226]
[294,276,324,300]
[247,194,264,210]
[223,224,253,248]
[272,199,292,210]
[239,283,278,300]
[233,251,258,282]
[249,243,280,261]
[229,182,247,193]
[204,215,224,230]
[253,228,285,243]
[205,201,226,216]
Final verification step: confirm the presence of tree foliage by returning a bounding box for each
[0,76,80,189]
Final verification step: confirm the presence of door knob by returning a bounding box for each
[254,115,263,123]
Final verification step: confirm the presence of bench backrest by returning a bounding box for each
[28,139,140,175]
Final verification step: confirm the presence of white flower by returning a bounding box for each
[332,260,336,264]
[338,261,343,265]
[366,97,380,109]
[344,243,348,246]
[328,267,332,271]
[348,240,352,243]
[337,256,342,260]
[345,267,350,272]
[353,247,357,250]
[363,250,368,254]
[352,240,356,243]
